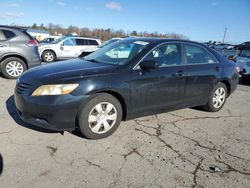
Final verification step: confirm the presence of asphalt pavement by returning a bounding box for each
[0,77,250,188]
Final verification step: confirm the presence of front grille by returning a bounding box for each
[15,82,32,95]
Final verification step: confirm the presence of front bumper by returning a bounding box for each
[14,91,88,131]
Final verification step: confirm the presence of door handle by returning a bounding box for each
[175,70,184,76]
[215,66,220,71]
[0,44,7,47]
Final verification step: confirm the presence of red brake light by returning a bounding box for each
[27,39,38,47]
[235,66,240,74]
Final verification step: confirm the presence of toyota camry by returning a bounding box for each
[14,38,239,139]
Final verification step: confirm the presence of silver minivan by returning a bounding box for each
[39,36,101,62]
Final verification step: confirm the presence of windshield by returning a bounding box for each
[240,49,250,58]
[99,39,121,48]
[85,40,150,65]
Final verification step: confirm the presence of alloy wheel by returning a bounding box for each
[44,52,54,62]
[213,87,226,108]
[5,61,24,77]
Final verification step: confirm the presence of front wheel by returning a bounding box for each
[77,93,122,139]
[203,82,227,112]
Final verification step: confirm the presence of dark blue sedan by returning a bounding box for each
[14,38,239,139]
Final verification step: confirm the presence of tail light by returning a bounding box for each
[27,39,38,47]
[235,66,240,74]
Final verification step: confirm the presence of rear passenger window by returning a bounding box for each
[76,39,87,45]
[2,30,16,39]
[0,30,7,41]
[143,43,181,68]
[184,44,217,64]
[88,40,98,45]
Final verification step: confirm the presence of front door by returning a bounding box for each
[59,38,77,58]
[131,43,186,114]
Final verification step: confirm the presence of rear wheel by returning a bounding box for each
[203,82,227,112]
[78,93,122,139]
[42,50,56,63]
[1,57,27,79]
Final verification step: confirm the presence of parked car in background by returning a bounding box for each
[15,38,239,139]
[235,46,250,82]
[78,38,124,58]
[0,25,41,79]
[212,43,234,50]
[38,36,101,62]
[98,38,123,48]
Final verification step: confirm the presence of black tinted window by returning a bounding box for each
[76,39,87,45]
[2,30,16,39]
[184,44,217,64]
[144,43,181,67]
[89,40,98,45]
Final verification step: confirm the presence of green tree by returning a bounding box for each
[31,23,37,29]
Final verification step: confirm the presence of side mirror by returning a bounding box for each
[140,60,158,70]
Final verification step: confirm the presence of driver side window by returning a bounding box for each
[63,39,76,46]
[143,43,181,68]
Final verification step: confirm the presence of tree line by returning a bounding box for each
[31,23,189,41]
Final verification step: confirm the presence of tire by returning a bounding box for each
[42,50,56,63]
[1,57,27,79]
[203,82,227,112]
[78,93,123,139]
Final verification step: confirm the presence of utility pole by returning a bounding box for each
[222,27,227,43]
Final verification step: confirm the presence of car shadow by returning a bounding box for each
[0,153,3,176]
[0,72,6,79]
[6,95,59,134]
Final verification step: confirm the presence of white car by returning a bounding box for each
[39,37,101,62]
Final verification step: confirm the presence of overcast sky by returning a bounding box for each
[0,0,249,43]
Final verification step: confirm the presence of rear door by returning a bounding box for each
[131,42,186,114]
[86,39,99,52]
[75,38,88,55]
[182,43,220,105]
[0,29,10,57]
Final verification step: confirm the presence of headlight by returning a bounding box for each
[32,84,79,96]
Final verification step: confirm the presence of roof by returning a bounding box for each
[0,25,28,31]
[122,37,201,45]
[63,36,101,41]
[27,29,50,34]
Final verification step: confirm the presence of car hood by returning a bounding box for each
[19,58,117,84]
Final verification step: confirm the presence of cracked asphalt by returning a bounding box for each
[0,77,250,188]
